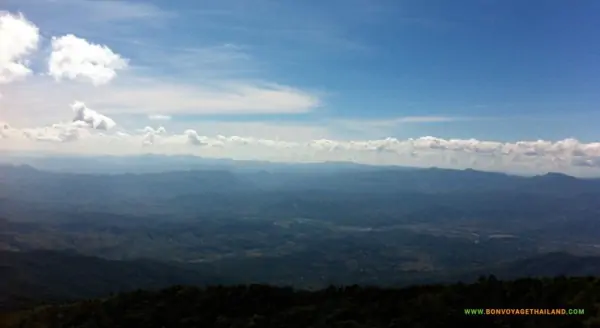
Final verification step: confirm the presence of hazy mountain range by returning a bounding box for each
[1,155,600,312]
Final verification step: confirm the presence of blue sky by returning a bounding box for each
[4,0,599,141]
[134,0,600,141]
[1,0,600,175]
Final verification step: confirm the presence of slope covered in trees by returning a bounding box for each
[4,250,600,313]
[0,250,226,311]
[2,277,600,328]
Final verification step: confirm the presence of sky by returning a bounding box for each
[1,0,600,176]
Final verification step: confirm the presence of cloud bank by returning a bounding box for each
[1,107,600,176]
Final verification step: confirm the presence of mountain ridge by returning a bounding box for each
[0,154,594,178]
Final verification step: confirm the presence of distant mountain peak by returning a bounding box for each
[0,163,37,172]
[538,172,576,180]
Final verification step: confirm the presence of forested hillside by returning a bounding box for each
[2,277,599,328]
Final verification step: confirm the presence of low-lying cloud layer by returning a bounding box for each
[1,104,600,176]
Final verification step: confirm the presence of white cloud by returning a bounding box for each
[185,129,209,146]
[138,126,166,134]
[148,114,172,121]
[138,126,166,146]
[2,113,600,176]
[0,12,40,84]
[85,81,320,115]
[48,34,128,85]
[21,122,89,143]
[0,77,320,123]
[71,101,116,130]
[3,101,113,142]
[0,121,14,138]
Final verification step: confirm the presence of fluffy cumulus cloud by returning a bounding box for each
[0,12,39,84]
[139,126,167,146]
[1,99,114,142]
[185,129,205,146]
[71,101,116,130]
[48,34,128,85]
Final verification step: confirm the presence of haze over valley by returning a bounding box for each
[2,157,600,311]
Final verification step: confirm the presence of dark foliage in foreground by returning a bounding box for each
[5,250,600,314]
[3,276,600,328]
[0,250,226,311]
